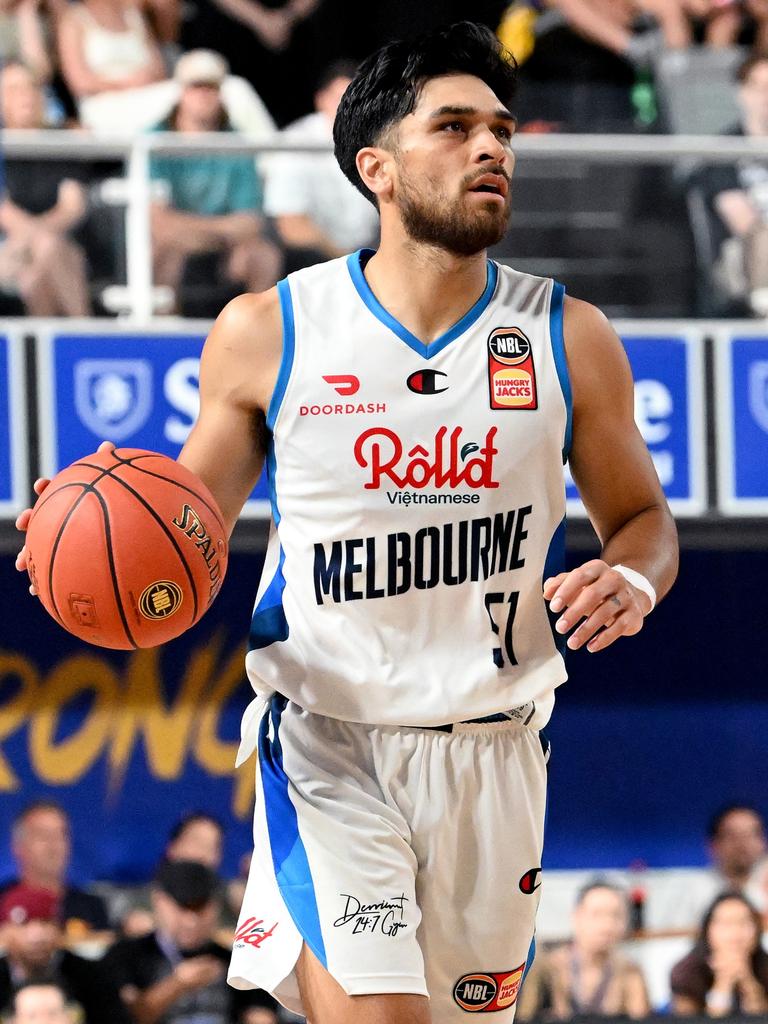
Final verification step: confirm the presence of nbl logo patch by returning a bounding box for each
[487,328,537,411]
[453,965,526,1012]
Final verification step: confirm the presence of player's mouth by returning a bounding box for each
[467,173,509,202]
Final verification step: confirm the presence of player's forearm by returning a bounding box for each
[598,503,679,605]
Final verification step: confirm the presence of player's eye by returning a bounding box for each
[442,121,465,133]
[496,125,513,140]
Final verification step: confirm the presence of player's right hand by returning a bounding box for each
[15,440,116,595]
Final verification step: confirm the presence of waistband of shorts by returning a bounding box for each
[421,701,536,733]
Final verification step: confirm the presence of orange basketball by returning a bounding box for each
[25,448,229,649]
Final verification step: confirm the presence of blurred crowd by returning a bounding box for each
[1,800,768,1021]
[1,0,768,319]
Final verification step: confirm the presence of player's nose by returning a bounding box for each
[473,126,513,168]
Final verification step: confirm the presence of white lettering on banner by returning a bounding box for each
[748,361,768,435]
[164,358,201,444]
[634,379,672,444]
[566,379,677,493]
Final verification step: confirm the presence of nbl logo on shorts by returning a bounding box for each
[453,965,525,1012]
[487,328,537,411]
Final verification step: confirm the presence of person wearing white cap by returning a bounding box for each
[148,49,282,312]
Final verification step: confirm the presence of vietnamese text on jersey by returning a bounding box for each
[244,249,572,730]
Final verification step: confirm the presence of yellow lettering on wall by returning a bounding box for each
[30,656,118,784]
[110,638,221,783]
[0,653,39,790]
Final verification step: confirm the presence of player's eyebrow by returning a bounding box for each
[429,105,516,123]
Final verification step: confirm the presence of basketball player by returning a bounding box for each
[16,22,678,1024]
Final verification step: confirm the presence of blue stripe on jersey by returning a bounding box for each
[543,517,567,655]
[258,697,327,967]
[522,935,537,988]
[267,278,296,433]
[249,280,293,650]
[347,248,499,360]
[549,282,572,462]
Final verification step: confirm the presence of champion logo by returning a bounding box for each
[233,917,278,949]
[323,374,360,396]
[407,369,448,395]
[519,868,542,894]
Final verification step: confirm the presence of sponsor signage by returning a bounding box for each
[37,327,269,517]
[0,330,27,515]
[565,327,706,517]
[715,330,768,515]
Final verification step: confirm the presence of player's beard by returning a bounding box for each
[395,164,511,257]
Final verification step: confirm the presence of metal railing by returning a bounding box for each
[3,130,765,321]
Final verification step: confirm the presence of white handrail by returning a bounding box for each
[4,129,763,320]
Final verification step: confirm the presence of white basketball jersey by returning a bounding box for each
[244,250,572,729]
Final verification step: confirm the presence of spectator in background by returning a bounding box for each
[149,49,281,314]
[0,802,107,937]
[104,861,278,1024]
[264,59,379,268]
[108,814,230,941]
[517,881,650,1020]
[10,982,75,1024]
[166,813,224,872]
[57,0,166,102]
[695,55,768,315]
[0,63,92,317]
[0,885,129,1024]
[0,0,68,121]
[671,892,768,1016]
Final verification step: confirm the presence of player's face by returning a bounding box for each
[390,74,515,256]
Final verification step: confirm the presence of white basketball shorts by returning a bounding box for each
[228,696,549,1020]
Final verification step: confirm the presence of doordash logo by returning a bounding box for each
[323,375,360,396]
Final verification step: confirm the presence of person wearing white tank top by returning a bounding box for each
[14,20,679,1024]
[58,0,165,99]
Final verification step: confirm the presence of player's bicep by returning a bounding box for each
[565,298,667,544]
[178,291,281,534]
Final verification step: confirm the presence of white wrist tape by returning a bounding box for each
[612,564,656,613]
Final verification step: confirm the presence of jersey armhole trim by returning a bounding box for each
[266,278,296,433]
[549,281,572,463]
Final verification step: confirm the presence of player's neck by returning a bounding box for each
[364,236,489,347]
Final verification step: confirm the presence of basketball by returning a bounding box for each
[24,447,228,650]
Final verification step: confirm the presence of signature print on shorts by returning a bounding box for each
[332,893,408,937]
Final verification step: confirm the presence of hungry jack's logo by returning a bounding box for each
[487,328,537,410]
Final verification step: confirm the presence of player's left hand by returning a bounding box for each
[543,559,651,654]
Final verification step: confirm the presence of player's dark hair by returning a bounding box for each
[333,21,517,206]
[167,811,224,844]
[707,803,764,841]
[575,879,627,907]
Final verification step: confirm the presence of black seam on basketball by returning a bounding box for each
[32,478,106,520]
[90,487,138,649]
[45,485,91,629]
[75,455,227,535]
[92,472,199,621]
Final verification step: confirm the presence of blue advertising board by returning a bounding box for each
[0,330,27,514]
[565,326,706,517]
[38,327,269,516]
[716,329,768,514]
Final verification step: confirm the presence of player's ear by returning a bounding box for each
[356,147,395,204]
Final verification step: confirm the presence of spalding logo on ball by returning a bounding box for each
[25,448,229,649]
